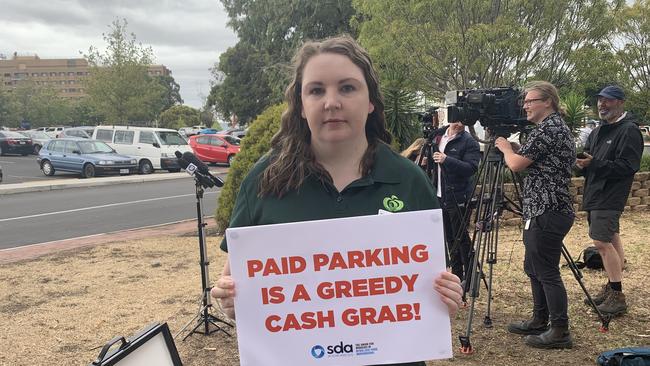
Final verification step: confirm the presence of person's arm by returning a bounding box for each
[587,127,643,178]
[494,137,533,172]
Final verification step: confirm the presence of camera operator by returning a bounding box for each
[432,119,481,283]
[494,81,575,349]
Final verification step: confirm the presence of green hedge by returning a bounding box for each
[641,154,650,172]
[215,103,285,232]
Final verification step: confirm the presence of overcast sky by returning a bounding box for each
[0,0,238,108]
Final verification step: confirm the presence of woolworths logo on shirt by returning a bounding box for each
[382,195,404,212]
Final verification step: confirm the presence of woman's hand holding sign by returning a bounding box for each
[211,261,236,320]
[434,271,463,317]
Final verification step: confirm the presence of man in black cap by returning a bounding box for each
[576,85,643,316]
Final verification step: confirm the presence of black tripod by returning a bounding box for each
[176,180,234,340]
[457,139,611,354]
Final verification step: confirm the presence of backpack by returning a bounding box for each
[597,347,650,366]
[575,246,604,270]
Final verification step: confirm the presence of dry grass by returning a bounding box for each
[1,212,649,366]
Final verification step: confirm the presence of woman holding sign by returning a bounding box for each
[211,35,462,366]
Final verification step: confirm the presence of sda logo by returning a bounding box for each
[311,345,325,359]
[327,341,354,355]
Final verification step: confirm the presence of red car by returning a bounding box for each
[188,134,241,166]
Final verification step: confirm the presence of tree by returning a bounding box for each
[199,107,216,128]
[381,68,420,150]
[561,92,587,134]
[209,0,358,123]
[83,19,166,125]
[208,44,274,124]
[353,0,620,97]
[69,98,104,126]
[7,81,72,127]
[155,75,183,112]
[158,105,201,129]
[0,88,15,127]
[614,0,650,120]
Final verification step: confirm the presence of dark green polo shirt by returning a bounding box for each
[221,143,439,252]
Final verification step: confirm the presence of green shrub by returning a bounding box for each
[641,154,650,172]
[214,103,285,232]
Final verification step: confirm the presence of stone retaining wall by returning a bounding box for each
[497,171,650,225]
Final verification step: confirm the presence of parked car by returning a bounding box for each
[198,128,220,135]
[18,130,50,154]
[34,126,70,138]
[37,138,138,178]
[75,126,96,137]
[57,127,92,139]
[92,125,192,174]
[178,125,207,137]
[0,131,33,156]
[222,128,247,139]
[188,134,240,166]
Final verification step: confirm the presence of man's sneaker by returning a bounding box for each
[585,283,611,306]
[524,326,573,349]
[597,290,627,316]
[507,318,549,335]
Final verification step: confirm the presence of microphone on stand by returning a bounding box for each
[181,151,224,187]
[175,151,223,188]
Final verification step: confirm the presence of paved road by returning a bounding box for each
[0,178,222,249]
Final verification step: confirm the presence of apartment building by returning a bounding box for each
[0,52,171,99]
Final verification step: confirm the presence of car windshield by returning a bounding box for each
[222,135,241,146]
[77,140,114,154]
[156,131,188,145]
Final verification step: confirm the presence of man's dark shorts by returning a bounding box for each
[587,210,621,242]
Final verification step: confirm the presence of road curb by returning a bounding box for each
[0,218,219,264]
[0,168,228,195]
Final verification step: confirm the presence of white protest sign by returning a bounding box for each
[226,209,451,366]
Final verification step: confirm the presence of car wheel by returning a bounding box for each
[41,160,55,176]
[33,145,41,154]
[82,163,95,178]
[139,159,154,174]
[227,154,235,166]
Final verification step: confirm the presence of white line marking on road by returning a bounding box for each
[0,191,218,223]
[9,175,50,180]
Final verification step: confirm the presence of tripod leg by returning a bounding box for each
[561,245,611,332]
[175,310,202,339]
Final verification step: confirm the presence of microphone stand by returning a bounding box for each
[176,173,233,340]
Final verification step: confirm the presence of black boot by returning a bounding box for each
[507,317,549,335]
[524,325,573,349]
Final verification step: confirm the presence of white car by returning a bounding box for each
[178,125,207,137]
[35,126,69,138]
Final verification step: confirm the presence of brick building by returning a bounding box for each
[0,52,171,99]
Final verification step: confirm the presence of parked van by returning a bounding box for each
[92,125,192,174]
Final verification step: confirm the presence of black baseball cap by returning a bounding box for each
[597,85,625,100]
